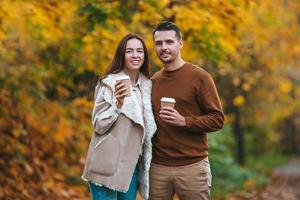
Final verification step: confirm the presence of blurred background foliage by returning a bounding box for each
[0,0,299,199]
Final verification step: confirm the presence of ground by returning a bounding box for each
[233,157,300,200]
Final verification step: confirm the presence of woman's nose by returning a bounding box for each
[132,50,138,57]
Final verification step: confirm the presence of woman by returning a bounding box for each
[82,33,157,200]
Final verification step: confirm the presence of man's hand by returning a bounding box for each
[159,107,186,127]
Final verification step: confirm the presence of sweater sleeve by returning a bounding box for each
[185,73,225,133]
[91,82,121,135]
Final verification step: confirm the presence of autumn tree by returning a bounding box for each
[1,0,300,198]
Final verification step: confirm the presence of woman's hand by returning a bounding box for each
[114,81,129,108]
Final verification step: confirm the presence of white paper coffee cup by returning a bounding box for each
[160,97,176,109]
[116,75,131,97]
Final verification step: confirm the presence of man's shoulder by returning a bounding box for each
[151,68,164,80]
[186,63,212,80]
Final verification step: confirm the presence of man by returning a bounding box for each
[150,21,225,200]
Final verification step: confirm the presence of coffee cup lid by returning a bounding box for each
[161,97,176,103]
[116,75,130,81]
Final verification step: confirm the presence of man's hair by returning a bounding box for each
[152,21,182,40]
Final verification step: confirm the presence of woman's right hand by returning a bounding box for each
[114,81,129,108]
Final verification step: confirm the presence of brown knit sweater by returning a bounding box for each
[151,63,225,166]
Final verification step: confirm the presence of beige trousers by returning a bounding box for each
[149,157,212,200]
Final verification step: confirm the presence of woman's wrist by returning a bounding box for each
[116,101,123,108]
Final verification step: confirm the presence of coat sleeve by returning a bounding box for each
[91,82,121,135]
[184,73,225,133]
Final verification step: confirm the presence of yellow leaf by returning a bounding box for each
[233,95,245,106]
[232,77,240,86]
[279,80,292,94]
[244,178,256,190]
[54,117,73,143]
[242,83,251,92]
[295,88,300,98]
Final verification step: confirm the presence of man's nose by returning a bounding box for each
[161,42,167,50]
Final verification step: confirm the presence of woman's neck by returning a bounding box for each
[124,69,139,85]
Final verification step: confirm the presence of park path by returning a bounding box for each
[234,156,300,200]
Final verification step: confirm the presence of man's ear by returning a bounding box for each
[179,39,183,49]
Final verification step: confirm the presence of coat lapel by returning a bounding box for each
[140,75,156,139]
[101,72,145,129]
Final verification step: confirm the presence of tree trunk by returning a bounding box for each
[233,106,245,165]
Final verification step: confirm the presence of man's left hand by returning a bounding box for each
[159,107,186,127]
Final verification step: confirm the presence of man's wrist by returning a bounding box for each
[180,117,187,127]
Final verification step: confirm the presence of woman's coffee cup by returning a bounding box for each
[116,75,131,97]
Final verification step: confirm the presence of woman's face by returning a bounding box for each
[124,38,145,72]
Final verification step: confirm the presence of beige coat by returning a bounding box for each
[82,72,157,200]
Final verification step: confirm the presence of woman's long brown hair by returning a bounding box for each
[100,33,150,80]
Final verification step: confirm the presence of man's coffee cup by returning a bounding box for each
[160,97,176,109]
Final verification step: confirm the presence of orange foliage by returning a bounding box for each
[0,0,299,199]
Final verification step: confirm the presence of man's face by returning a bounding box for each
[153,30,182,64]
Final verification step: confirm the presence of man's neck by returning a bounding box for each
[164,57,185,72]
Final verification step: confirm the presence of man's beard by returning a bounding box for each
[159,57,173,64]
[158,52,174,64]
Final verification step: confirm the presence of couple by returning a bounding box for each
[82,21,225,200]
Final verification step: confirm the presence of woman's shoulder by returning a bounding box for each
[100,72,125,89]
[94,73,119,95]
[101,73,117,83]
